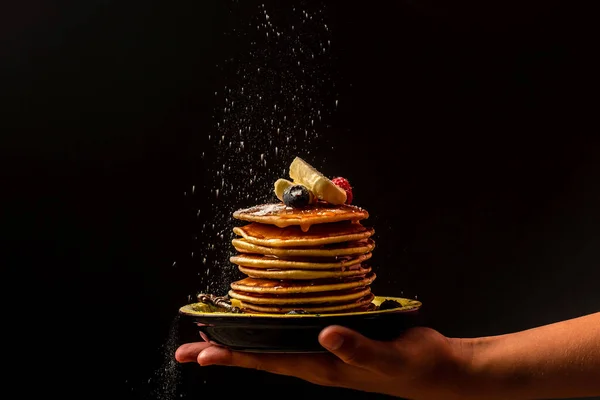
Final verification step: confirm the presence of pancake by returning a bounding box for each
[230,253,372,270]
[233,221,374,248]
[232,238,375,258]
[239,293,375,314]
[237,264,372,280]
[241,303,378,315]
[233,202,369,231]
[228,287,371,305]
[230,272,377,294]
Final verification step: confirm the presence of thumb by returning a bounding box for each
[318,325,401,374]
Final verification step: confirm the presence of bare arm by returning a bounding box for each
[463,312,600,399]
[176,312,600,400]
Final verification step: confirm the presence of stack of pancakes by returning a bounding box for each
[228,202,377,314]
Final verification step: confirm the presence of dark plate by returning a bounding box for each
[179,296,422,353]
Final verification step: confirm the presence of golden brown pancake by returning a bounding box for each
[229,272,377,294]
[237,264,371,280]
[228,198,378,314]
[229,253,372,270]
[228,287,371,305]
[232,221,374,248]
[239,293,375,314]
[232,202,369,231]
[232,238,375,258]
[233,303,378,315]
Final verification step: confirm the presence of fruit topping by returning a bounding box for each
[332,177,353,204]
[283,184,313,208]
[289,157,347,205]
[274,178,294,201]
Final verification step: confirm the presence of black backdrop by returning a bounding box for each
[2,1,599,399]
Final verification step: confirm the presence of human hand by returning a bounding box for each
[175,325,473,400]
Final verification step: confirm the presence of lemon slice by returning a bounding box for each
[274,178,293,201]
[289,157,347,205]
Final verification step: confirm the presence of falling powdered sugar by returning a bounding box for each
[135,2,343,398]
[129,316,182,400]
[189,1,341,296]
[154,317,181,400]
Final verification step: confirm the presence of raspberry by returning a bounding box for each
[332,177,353,204]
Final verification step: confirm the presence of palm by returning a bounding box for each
[176,326,466,399]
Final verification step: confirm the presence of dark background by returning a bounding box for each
[2,0,599,399]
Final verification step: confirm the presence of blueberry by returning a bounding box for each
[283,185,311,208]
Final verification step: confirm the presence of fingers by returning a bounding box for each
[197,346,354,387]
[174,342,212,363]
[197,346,318,373]
[318,325,402,374]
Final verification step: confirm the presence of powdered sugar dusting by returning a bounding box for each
[234,202,368,218]
[236,203,287,216]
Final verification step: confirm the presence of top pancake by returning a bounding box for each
[233,202,369,230]
[233,221,374,248]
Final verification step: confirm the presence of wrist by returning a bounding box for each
[446,337,483,399]
[442,336,501,400]
[452,335,516,400]
[410,337,486,400]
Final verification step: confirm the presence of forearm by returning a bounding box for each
[461,312,600,399]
